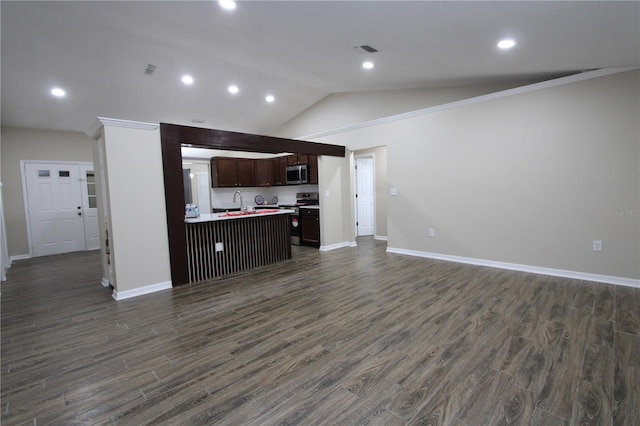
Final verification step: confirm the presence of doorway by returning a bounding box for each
[22,161,100,257]
[355,155,375,236]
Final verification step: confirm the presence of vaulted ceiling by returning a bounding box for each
[2,1,638,135]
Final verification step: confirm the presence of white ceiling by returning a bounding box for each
[2,1,638,136]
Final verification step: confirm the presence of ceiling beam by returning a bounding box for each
[161,123,346,157]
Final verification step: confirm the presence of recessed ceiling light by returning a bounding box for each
[51,87,66,98]
[497,39,516,49]
[181,75,194,85]
[219,0,236,10]
[362,61,374,70]
[265,95,275,103]
[228,85,239,94]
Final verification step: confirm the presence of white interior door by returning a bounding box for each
[80,165,100,250]
[356,157,375,236]
[25,163,86,256]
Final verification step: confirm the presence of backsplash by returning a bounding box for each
[211,185,319,208]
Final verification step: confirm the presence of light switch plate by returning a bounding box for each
[390,188,398,196]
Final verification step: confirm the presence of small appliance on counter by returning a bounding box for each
[185,204,200,218]
[279,192,319,245]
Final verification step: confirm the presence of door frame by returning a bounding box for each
[354,153,376,237]
[79,163,100,250]
[20,160,95,258]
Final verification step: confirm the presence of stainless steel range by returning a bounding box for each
[280,192,319,245]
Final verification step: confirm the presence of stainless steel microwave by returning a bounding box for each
[285,164,308,185]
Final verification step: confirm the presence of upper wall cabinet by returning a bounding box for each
[271,156,288,186]
[254,159,272,187]
[308,154,318,184]
[211,155,318,188]
[288,154,308,166]
[210,157,255,187]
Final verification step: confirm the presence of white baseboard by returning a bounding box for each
[386,247,640,288]
[319,241,358,252]
[374,235,388,241]
[101,277,110,287]
[9,254,31,264]
[112,280,172,301]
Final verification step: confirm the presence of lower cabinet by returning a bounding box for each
[300,208,320,247]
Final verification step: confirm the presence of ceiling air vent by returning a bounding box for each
[144,64,157,75]
[354,45,378,53]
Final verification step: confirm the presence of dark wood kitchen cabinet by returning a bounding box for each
[270,156,288,186]
[288,154,309,166]
[210,157,255,187]
[300,208,320,247]
[254,159,272,187]
[236,159,255,186]
[308,154,318,184]
[211,155,317,188]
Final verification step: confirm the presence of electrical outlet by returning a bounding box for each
[428,228,435,237]
[215,242,224,252]
[592,240,603,252]
[390,188,398,196]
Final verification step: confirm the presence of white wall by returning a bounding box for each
[291,70,639,282]
[276,83,532,139]
[0,127,94,257]
[318,153,356,249]
[100,124,172,296]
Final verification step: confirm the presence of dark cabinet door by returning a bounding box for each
[211,158,238,187]
[308,154,318,184]
[271,156,288,186]
[236,159,255,187]
[300,208,320,247]
[288,154,309,166]
[254,159,272,187]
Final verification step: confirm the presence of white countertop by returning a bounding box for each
[185,209,295,223]
[213,204,279,210]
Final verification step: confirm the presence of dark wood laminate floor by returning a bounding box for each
[2,238,639,425]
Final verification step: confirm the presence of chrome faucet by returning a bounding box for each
[233,190,243,210]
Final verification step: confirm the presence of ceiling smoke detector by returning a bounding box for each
[144,64,157,75]
[354,45,378,53]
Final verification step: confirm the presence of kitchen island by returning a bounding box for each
[184,209,294,283]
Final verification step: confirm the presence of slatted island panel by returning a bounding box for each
[185,211,292,283]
